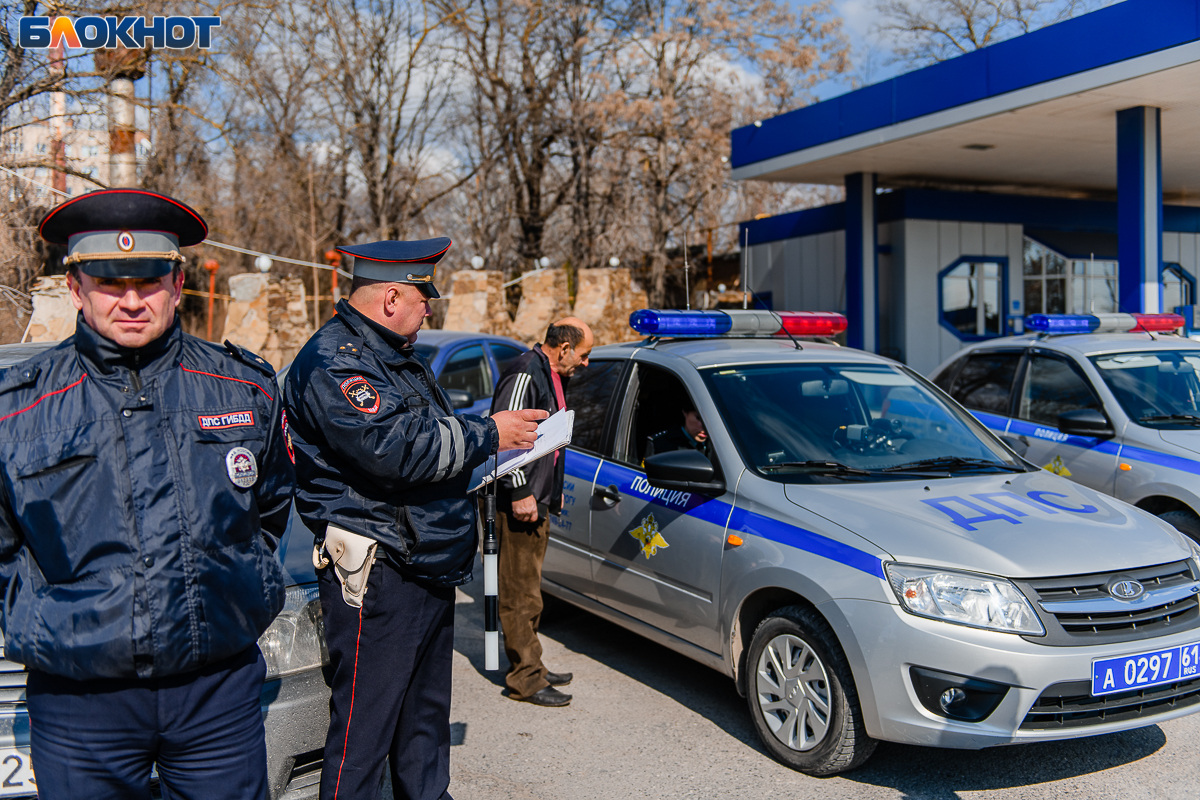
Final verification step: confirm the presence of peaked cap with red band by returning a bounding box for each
[39,189,208,279]
[336,237,451,299]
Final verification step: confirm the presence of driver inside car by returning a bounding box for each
[645,398,711,461]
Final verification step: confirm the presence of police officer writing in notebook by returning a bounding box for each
[283,239,546,800]
[491,318,593,707]
[0,190,294,798]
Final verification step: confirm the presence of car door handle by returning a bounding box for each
[593,484,621,503]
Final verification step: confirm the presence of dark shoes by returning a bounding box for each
[516,686,572,707]
[546,671,573,687]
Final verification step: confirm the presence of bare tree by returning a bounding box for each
[875,0,1107,67]
[605,0,849,305]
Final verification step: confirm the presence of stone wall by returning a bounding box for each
[511,269,571,345]
[442,270,513,337]
[221,274,313,370]
[24,275,77,342]
[573,268,648,346]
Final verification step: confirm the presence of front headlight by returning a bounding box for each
[885,563,1045,636]
[259,585,329,679]
[1188,538,1200,573]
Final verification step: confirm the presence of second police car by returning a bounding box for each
[550,309,1200,776]
[931,313,1200,542]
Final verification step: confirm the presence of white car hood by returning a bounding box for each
[784,470,1189,579]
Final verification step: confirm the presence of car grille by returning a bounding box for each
[0,647,27,708]
[1015,560,1200,646]
[1021,676,1200,729]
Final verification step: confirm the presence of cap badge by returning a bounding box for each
[117,230,135,252]
[226,447,259,488]
[340,375,381,414]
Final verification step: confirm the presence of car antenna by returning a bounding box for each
[748,287,802,350]
[742,228,750,310]
[684,230,691,310]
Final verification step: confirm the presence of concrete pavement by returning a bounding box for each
[444,565,1200,800]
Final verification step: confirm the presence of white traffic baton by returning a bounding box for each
[482,490,500,670]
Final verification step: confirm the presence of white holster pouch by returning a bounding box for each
[313,525,378,608]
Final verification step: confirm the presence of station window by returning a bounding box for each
[1024,238,1119,315]
[1069,257,1118,314]
[1023,239,1066,315]
[1163,264,1194,312]
[939,259,1004,339]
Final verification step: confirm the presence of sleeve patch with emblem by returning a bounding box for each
[198,411,256,429]
[340,375,381,414]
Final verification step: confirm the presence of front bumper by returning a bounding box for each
[838,598,1200,749]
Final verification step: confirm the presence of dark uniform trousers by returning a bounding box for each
[26,646,269,800]
[498,511,551,700]
[319,557,455,800]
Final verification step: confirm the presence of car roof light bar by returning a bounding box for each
[1025,313,1184,335]
[629,309,848,338]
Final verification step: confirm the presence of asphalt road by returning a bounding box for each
[440,564,1200,800]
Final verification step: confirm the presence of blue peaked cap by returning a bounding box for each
[336,238,451,298]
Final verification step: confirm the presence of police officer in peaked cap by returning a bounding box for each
[283,238,546,800]
[0,189,295,798]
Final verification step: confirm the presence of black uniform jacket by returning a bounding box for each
[283,300,497,587]
[0,318,292,680]
[490,346,564,517]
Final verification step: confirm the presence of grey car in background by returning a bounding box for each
[549,319,1200,775]
[0,341,329,800]
[931,326,1200,543]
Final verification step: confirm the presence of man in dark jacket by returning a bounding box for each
[492,317,593,706]
[283,239,545,800]
[0,190,293,798]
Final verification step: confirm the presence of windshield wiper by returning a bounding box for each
[880,456,1025,473]
[761,460,876,476]
[1139,414,1200,426]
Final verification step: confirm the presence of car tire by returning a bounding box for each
[1157,509,1200,543]
[745,605,876,776]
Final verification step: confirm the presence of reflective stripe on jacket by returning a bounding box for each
[0,319,292,680]
[283,300,497,587]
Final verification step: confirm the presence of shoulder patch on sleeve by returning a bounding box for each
[336,335,364,359]
[223,340,276,377]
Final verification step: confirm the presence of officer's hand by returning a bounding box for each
[493,409,549,450]
[512,495,539,522]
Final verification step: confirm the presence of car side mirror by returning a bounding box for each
[1057,408,1114,438]
[997,433,1028,457]
[644,450,725,495]
[445,389,474,410]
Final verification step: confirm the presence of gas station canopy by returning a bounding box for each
[730,0,1200,204]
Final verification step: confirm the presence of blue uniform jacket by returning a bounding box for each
[283,300,497,588]
[0,318,292,680]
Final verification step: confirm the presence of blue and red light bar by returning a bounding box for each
[1025,313,1184,335]
[629,309,848,338]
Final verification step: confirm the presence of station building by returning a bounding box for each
[731,0,1200,375]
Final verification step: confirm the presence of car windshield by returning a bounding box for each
[413,344,438,361]
[702,362,1023,482]
[1089,350,1200,428]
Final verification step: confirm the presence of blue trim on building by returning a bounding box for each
[730,0,1200,169]
[937,256,1010,341]
[1117,106,1163,313]
[740,189,1200,248]
[845,173,875,350]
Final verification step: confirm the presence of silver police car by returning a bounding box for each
[549,309,1200,776]
[931,313,1200,543]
